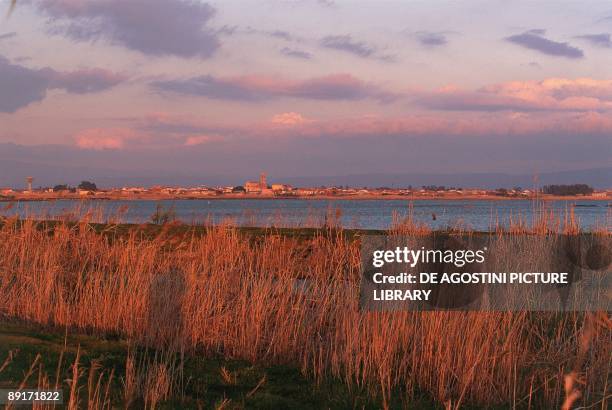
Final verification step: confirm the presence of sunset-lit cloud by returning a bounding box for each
[130,103,612,145]
[1,1,611,180]
[184,135,219,146]
[271,112,309,125]
[75,128,137,150]
[139,112,227,136]
[418,78,612,112]
[257,111,612,139]
[153,73,397,102]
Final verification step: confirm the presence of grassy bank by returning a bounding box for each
[0,216,609,409]
[2,321,412,409]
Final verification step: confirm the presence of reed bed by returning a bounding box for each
[0,210,609,408]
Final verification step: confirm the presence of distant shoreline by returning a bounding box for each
[1,193,610,202]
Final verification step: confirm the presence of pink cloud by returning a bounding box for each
[422,78,612,112]
[250,110,612,139]
[136,98,612,145]
[154,73,397,102]
[75,128,136,150]
[90,75,612,150]
[184,135,218,146]
[271,112,309,125]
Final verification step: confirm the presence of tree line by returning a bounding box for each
[53,181,98,192]
[541,184,594,196]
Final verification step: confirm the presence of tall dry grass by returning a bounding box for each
[0,343,180,410]
[0,213,609,408]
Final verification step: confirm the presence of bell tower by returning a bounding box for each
[26,176,33,193]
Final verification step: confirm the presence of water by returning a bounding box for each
[1,199,609,231]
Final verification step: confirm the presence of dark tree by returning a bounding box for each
[542,184,594,196]
[495,188,509,196]
[53,184,69,192]
[78,181,97,191]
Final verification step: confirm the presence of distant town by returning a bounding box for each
[1,173,610,201]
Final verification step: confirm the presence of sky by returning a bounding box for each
[0,0,611,184]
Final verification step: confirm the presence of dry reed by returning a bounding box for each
[0,211,609,408]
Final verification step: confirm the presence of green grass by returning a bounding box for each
[0,217,381,240]
[0,321,442,409]
[0,218,500,246]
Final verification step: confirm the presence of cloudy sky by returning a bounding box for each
[0,0,611,183]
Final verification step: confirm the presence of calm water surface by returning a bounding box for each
[2,199,609,231]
